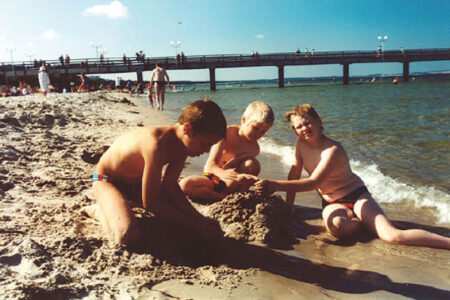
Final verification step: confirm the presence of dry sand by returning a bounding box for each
[0,91,449,299]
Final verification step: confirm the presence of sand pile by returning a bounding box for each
[207,191,295,248]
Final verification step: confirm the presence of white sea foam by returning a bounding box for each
[259,137,450,224]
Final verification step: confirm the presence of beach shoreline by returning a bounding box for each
[0,91,449,299]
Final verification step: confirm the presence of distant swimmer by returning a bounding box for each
[190,87,196,91]
[371,77,376,83]
[392,77,399,84]
[149,62,170,111]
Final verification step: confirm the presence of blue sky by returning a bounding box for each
[1,0,449,81]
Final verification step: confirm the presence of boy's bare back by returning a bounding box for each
[97,126,185,184]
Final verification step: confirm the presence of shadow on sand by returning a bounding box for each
[130,213,450,300]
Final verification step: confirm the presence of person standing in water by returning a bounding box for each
[149,62,170,111]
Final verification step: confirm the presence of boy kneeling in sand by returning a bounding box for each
[81,100,227,245]
[180,101,274,201]
[255,104,450,249]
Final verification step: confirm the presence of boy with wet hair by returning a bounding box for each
[180,101,274,201]
[255,104,450,249]
[81,99,227,245]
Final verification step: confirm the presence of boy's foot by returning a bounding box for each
[79,204,101,223]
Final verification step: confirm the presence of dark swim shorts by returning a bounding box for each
[321,186,369,210]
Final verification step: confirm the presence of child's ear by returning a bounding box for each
[182,123,192,135]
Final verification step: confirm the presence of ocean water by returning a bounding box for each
[144,80,450,223]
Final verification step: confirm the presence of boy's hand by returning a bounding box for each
[254,179,275,195]
[220,168,239,181]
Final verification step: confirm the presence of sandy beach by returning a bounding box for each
[1,91,449,299]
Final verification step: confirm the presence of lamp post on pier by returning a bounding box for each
[90,41,103,60]
[170,41,181,56]
[377,35,388,61]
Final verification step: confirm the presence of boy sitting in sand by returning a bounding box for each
[255,104,450,249]
[180,101,274,201]
[81,99,227,245]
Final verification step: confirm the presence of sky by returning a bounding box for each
[1,0,449,81]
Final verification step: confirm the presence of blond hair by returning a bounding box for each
[242,101,274,125]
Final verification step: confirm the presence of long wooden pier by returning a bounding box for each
[1,48,449,90]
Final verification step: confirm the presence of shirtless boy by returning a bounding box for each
[255,104,450,249]
[149,62,170,111]
[180,101,274,201]
[81,99,227,245]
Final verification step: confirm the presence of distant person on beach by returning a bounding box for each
[80,99,227,245]
[180,101,274,201]
[38,64,51,96]
[78,73,88,93]
[149,62,170,111]
[254,104,450,249]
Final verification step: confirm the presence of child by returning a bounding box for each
[81,99,227,245]
[180,101,274,201]
[255,104,450,249]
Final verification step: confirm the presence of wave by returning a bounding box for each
[259,137,450,224]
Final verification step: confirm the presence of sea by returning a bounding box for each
[141,78,450,224]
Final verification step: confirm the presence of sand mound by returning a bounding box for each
[207,191,295,247]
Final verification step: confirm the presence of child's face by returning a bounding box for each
[185,133,223,157]
[241,121,272,141]
[290,114,322,140]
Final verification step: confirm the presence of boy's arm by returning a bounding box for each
[256,145,338,194]
[164,71,170,87]
[141,150,164,210]
[203,139,239,181]
[286,144,303,210]
[149,71,155,87]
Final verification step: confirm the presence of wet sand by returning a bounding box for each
[0,92,449,299]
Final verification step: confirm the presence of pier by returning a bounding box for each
[1,48,449,90]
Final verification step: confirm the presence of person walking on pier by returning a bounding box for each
[149,62,170,111]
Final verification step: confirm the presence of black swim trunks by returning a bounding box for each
[92,173,142,203]
[155,81,166,87]
[321,186,369,210]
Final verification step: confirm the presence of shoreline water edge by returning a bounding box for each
[0,91,449,299]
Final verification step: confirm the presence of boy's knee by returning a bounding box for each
[237,158,260,176]
[179,177,193,195]
[114,223,141,245]
[327,216,358,238]
[378,229,403,245]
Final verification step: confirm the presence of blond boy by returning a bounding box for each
[81,100,227,245]
[180,101,274,201]
[255,104,450,249]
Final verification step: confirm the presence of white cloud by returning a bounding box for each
[83,1,128,19]
[42,29,58,39]
[255,34,264,39]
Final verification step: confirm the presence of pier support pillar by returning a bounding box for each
[209,67,216,91]
[278,66,284,88]
[342,63,349,85]
[136,70,143,83]
[403,62,409,82]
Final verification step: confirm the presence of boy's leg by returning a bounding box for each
[179,175,226,200]
[354,194,450,249]
[91,181,141,245]
[154,85,161,110]
[322,204,361,238]
[236,158,261,176]
[160,86,166,111]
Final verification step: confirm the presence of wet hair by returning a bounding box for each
[242,101,274,126]
[155,62,161,67]
[178,98,227,138]
[284,104,321,122]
